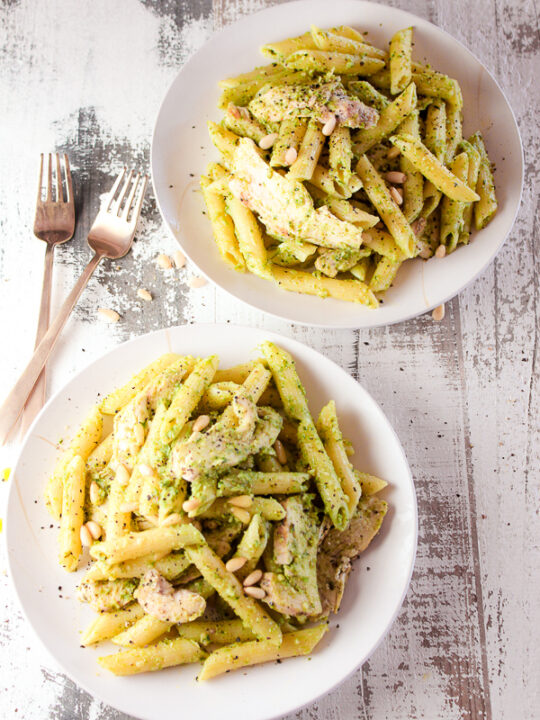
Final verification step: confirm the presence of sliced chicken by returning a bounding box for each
[77,578,137,613]
[170,398,282,483]
[249,81,379,129]
[231,138,362,249]
[261,496,321,617]
[135,569,206,623]
[317,495,387,616]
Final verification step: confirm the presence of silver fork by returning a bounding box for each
[0,168,148,445]
[17,153,76,437]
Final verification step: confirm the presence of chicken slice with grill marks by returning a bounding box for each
[317,494,387,616]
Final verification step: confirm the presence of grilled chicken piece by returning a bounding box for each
[77,578,138,612]
[261,495,322,617]
[249,81,379,129]
[170,398,282,483]
[230,138,362,249]
[135,569,206,623]
[317,495,387,615]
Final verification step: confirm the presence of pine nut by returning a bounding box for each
[432,304,445,322]
[274,439,287,465]
[98,308,120,323]
[435,244,446,258]
[86,521,102,540]
[259,133,279,150]
[192,415,210,433]
[182,497,201,513]
[231,507,251,524]
[389,186,403,205]
[139,464,154,477]
[385,171,407,184]
[225,556,247,573]
[322,115,337,136]
[116,463,130,486]
[89,481,100,505]
[243,569,263,587]
[134,423,145,445]
[80,524,93,547]
[284,147,298,166]
[244,586,266,599]
[157,253,173,269]
[387,146,401,159]
[161,513,183,527]
[228,495,253,508]
[173,250,186,269]
[189,276,207,289]
[120,502,138,513]
[137,288,152,302]
[411,217,426,236]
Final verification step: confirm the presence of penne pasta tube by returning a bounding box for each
[58,454,86,572]
[439,151,469,252]
[198,624,328,681]
[112,614,173,648]
[90,523,203,566]
[100,355,179,415]
[470,132,498,230]
[288,119,325,181]
[355,154,416,257]
[177,619,256,646]
[201,173,247,273]
[159,356,219,446]
[81,603,145,646]
[98,637,206,676]
[352,82,417,156]
[270,117,308,167]
[312,25,387,60]
[272,266,378,307]
[185,541,282,645]
[317,400,362,514]
[369,256,402,292]
[45,404,103,519]
[389,27,413,95]
[261,342,350,530]
[217,471,309,496]
[226,195,273,279]
[398,111,424,223]
[389,134,480,202]
[285,49,385,75]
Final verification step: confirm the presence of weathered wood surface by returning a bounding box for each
[0,0,538,718]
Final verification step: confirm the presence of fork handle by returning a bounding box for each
[18,243,55,437]
[0,252,102,445]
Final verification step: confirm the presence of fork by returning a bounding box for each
[16,153,76,437]
[0,168,148,445]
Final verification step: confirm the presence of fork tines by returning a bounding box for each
[38,153,73,205]
[106,168,148,224]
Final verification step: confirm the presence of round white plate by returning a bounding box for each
[6,324,416,720]
[151,0,523,329]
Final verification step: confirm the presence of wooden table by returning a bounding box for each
[0,0,537,718]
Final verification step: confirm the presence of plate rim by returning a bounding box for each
[5,321,417,720]
[150,0,524,330]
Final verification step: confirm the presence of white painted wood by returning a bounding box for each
[0,0,537,718]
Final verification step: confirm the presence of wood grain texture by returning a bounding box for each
[0,0,537,718]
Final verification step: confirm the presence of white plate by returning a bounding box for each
[6,324,416,720]
[151,0,523,329]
